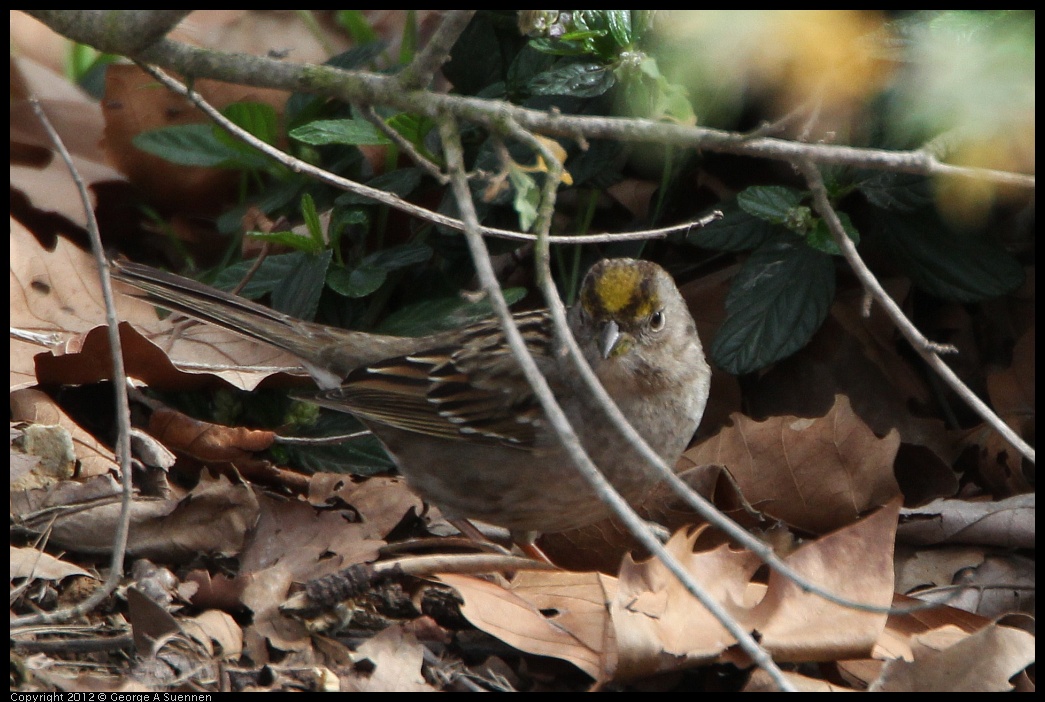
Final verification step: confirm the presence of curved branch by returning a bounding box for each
[799,159,1035,465]
[24,10,1035,189]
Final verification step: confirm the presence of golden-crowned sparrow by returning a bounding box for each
[113,258,711,541]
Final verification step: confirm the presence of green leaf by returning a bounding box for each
[221,102,279,145]
[327,265,387,298]
[872,209,1023,302]
[856,171,935,212]
[363,242,433,270]
[133,124,244,167]
[508,167,540,232]
[737,186,804,225]
[385,113,439,160]
[606,10,634,47]
[300,193,325,248]
[327,243,433,298]
[378,288,527,337]
[805,212,861,256]
[246,230,323,254]
[335,168,423,206]
[711,236,835,374]
[267,250,332,319]
[687,204,779,252]
[289,118,392,146]
[336,10,380,45]
[530,61,615,97]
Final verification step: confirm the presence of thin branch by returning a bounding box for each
[23,9,1034,190]
[24,10,191,55]
[136,63,707,245]
[11,99,136,629]
[357,103,448,183]
[798,159,1035,465]
[396,10,476,90]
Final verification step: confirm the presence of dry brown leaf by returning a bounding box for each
[897,494,1034,549]
[348,624,436,693]
[443,500,900,682]
[11,56,124,226]
[679,268,744,439]
[910,553,1035,620]
[437,570,616,681]
[869,622,1035,692]
[10,545,94,582]
[613,529,764,679]
[684,394,901,533]
[236,493,386,656]
[743,497,899,663]
[181,609,244,660]
[606,178,658,220]
[749,302,961,497]
[894,545,986,595]
[147,406,275,464]
[307,473,425,540]
[11,388,117,477]
[981,327,1034,494]
[621,499,898,677]
[12,470,258,561]
[100,65,236,216]
[12,221,307,391]
[172,10,351,65]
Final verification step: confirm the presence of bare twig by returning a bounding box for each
[11,99,136,629]
[798,159,1034,465]
[136,63,710,245]
[357,103,448,183]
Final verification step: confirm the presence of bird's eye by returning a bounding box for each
[649,309,666,332]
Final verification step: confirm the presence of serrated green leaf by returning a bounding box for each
[327,264,387,298]
[268,250,333,320]
[133,124,243,167]
[606,10,633,47]
[737,185,804,225]
[711,236,835,374]
[289,118,392,146]
[385,112,439,159]
[687,204,779,252]
[872,209,1023,302]
[856,171,935,212]
[805,212,860,256]
[530,61,615,97]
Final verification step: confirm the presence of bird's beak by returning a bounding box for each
[599,320,621,359]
